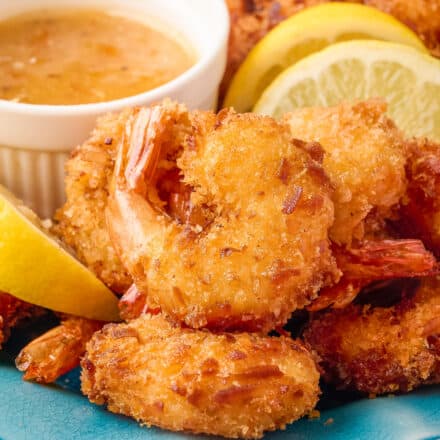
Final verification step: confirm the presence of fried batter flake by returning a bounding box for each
[304,276,440,394]
[397,138,440,257]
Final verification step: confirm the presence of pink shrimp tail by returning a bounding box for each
[335,239,438,281]
[309,239,438,311]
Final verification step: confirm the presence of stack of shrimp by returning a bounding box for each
[56,101,339,438]
[12,95,440,438]
[2,3,439,436]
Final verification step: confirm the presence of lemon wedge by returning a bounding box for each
[0,185,120,321]
[223,2,427,112]
[254,40,440,141]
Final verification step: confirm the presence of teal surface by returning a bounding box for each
[1,352,440,440]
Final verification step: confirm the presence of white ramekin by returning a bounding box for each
[0,0,229,218]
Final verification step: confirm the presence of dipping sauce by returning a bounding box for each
[0,9,195,105]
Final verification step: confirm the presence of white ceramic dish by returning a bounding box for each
[0,0,229,217]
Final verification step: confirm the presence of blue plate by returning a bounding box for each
[1,325,440,440]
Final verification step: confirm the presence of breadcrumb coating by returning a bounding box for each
[397,138,440,257]
[53,111,132,293]
[283,99,409,245]
[82,314,320,439]
[304,277,440,394]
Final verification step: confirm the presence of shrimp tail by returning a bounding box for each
[309,239,437,311]
[16,318,102,383]
[114,106,170,197]
[335,239,438,280]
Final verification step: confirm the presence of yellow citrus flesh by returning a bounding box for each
[0,185,120,321]
[254,40,440,142]
[223,2,427,112]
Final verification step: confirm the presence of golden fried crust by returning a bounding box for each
[53,111,132,293]
[222,0,440,99]
[304,277,440,394]
[112,106,339,332]
[0,292,42,348]
[81,314,320,439]
[283,99,408,245]
[397,138,440,257]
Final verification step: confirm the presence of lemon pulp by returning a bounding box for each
[254,40,440,142]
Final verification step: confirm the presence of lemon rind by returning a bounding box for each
[254,40,440,115]
[0,185,120,321]
[224,2,427,112]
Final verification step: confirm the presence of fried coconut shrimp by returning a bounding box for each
[304,276,440,394]
[0,292,42,348]
[283,100,438,311]
[397,138,440,257]
[53,111,132,294]
[106,101,339,331]
[283,99,409,246]
[82,314,320,439]
[222,0,440,97]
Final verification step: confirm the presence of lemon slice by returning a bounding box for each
[223,2,427,112]
[0,185,119,321]
[254,40,440,141]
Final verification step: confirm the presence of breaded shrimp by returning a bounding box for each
[397,138,440,257]
[283,101,437,311]
[53,111,132,293]
[304,276,440,394]
[283,99,409,246]
[106,101,339,332]
[222,0,440,98]
[81,314,320,439]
